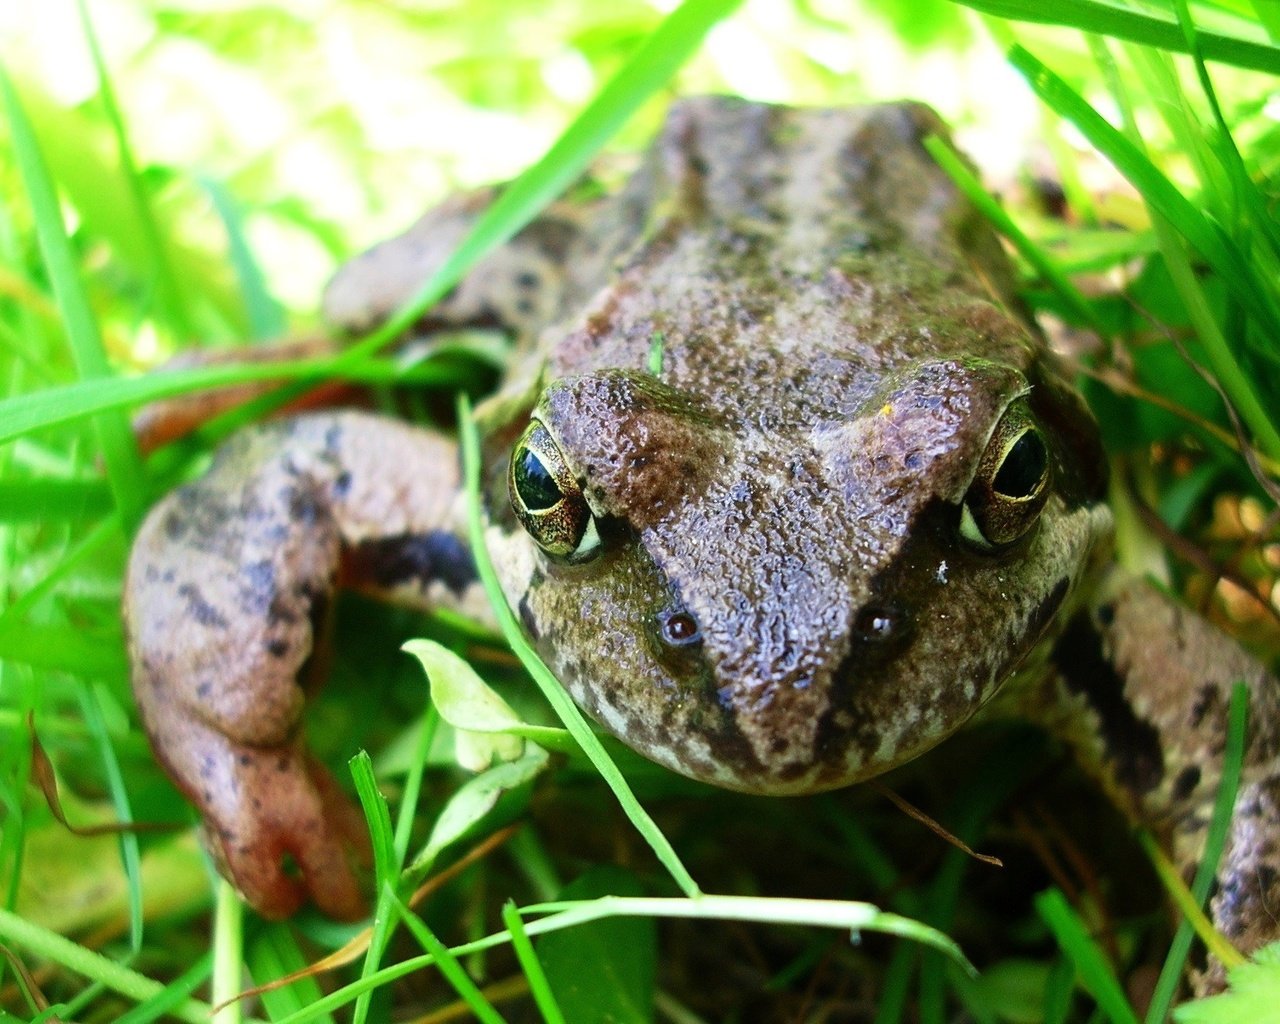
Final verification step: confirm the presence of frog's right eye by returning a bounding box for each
[960,401,1051,551]
[508,421,601,561]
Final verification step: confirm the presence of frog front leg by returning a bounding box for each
[124,411,478,918]
[1033,568,1280,990]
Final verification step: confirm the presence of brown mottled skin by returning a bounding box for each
[125,99,1279,984]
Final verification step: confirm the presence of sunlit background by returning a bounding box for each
[0,0,1063,331]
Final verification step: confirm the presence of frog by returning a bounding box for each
[122,97,1280,985]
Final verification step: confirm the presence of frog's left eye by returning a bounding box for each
[508,420,601,561]
[960,401,1051,550]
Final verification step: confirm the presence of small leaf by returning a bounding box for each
[1174,943,1280,1024]
[402,639,525,771]
[409,749,548,876]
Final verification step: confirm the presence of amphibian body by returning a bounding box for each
[124,99,1280,979]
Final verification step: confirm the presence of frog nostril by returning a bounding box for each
[854,605,901,643]
[657,608,703,647]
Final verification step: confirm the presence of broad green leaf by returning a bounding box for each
[402,638,525,770]
[536,867,655,1024]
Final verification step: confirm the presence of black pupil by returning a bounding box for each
[992,430,1047,498]
[513,447,563,510]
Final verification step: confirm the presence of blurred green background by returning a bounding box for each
[2,1,1280,1021]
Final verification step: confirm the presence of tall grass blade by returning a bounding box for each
[0,64,146,530]
[1036,889,1140,1024]
[74,0,194,338]
[950,0,1280,73]
[201,178,286,341]
[1008,44,1280,461]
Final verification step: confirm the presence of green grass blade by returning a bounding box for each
[0,623,127,677]
[1035,889,1140,1024]
[459,394,700,899]
[393,897,508,1024]
[266,895,973,1024]
[111,953,212,1024]
[212,880,245,1024]
[0,481,113,522]
[349,752,399,1024]
[392,705,439,868]
[74,0,194,338]
[923,135,1104,331]
[201,178,286,341]
[0,355,451,447]
[247,925,335,1023]
[76,683,143,953]
[0,63,146,530]
[0,906,219,1023]
[1254,0,1280,40]
[1,515,117,623]
[351,750,397,882]
[502,901,566,1024]
[1008,44,1280,462]
[950,0,1280,73]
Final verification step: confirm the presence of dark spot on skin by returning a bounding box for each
[1027,577,1070,642]
[1191,684,1221,728]
[276,756,290,772]
[518,595,540,640]
[196,681,212,699]
[1096,602,1115,627]
[348,531,478,597]
[268,593,298,627]
[239,754,251,767]
[265,638,289,658]
[286,485,324,527]
[240,560,276,614]
[1174,765,1201,801]
[1051,613,1164,795]
[178,583,229,630]
[515,297,536,316]
[515,270,540,290]
[163,511,189,541]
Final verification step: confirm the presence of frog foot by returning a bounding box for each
[199,736,371,920]
[124,411,473,918]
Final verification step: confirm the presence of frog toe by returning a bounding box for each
[197,740,371,921]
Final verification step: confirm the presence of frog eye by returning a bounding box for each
[508,420,601,561]
[960,402,1051,550]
